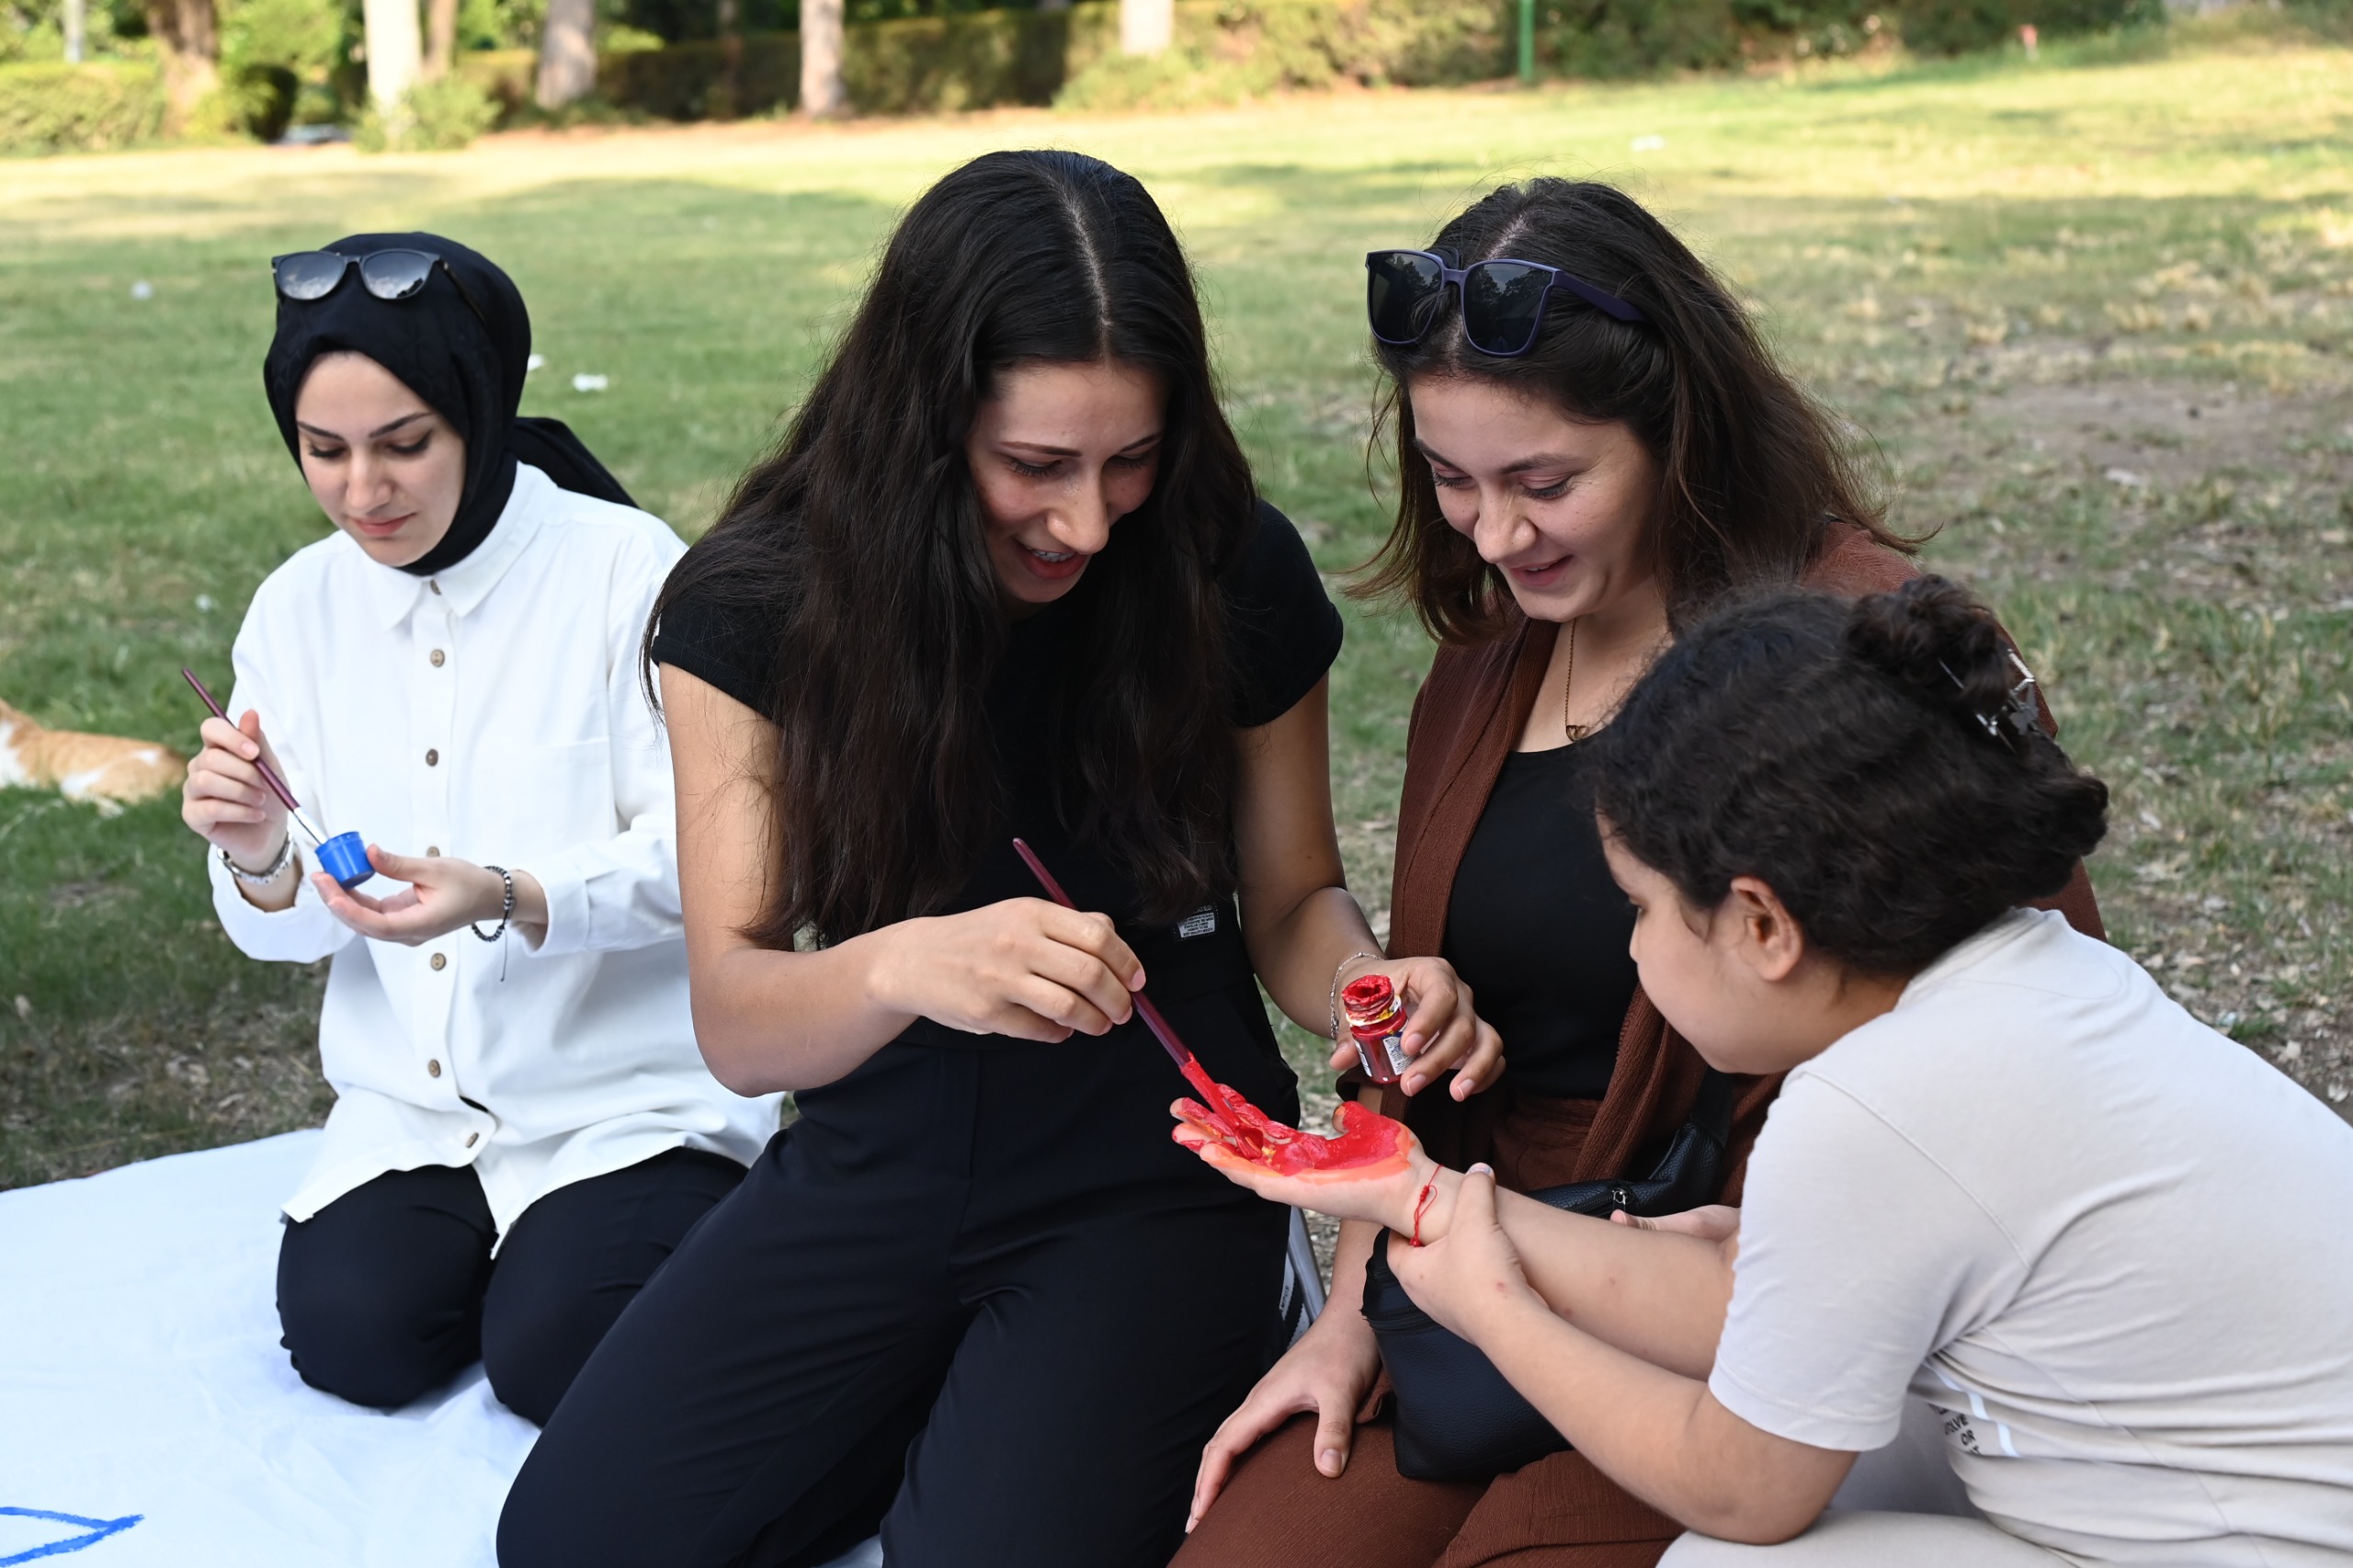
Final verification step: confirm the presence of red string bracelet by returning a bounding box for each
[1409,1177,1438,1247]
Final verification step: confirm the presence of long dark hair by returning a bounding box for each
[1591,578,2108,975]
[1358,179,1910,642]
[650,150,1256,948]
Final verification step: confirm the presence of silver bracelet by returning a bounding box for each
[220,835,294,884]
[471,864,515,942]
[1326,949,1383,1041]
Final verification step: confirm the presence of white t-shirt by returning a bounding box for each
[1710,908,2353,1566]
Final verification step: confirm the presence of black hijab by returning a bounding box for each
[261,232,634,578]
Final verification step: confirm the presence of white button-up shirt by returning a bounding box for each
[210,464,777,1237]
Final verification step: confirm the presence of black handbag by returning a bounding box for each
[1359,1071,1738,1482]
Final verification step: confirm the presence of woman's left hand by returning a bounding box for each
[314,845,544,947]
[1386,1164,1543,1343]
[1328,955,1504,1100]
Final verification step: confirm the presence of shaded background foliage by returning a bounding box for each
[2,0,2188,150]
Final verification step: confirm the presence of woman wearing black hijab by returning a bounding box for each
[180,233,776,1425]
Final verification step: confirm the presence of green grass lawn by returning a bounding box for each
[5,11,2350,1187]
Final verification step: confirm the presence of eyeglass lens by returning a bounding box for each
[357,251,438,301]
[1367,252,1449,345]
[272,252,350,301]
[1461,262,1552,357]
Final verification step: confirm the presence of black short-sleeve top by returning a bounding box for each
[649,498,1344,936]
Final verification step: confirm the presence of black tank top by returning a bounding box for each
[1439,742,1639,1101]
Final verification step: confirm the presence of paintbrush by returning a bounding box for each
[180,667,328,847]
[1011,835,1267,1151]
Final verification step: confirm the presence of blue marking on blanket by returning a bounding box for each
[0,1509,143,1563]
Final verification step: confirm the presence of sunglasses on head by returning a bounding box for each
[1366,248,1647,358]
[271,248,490,329]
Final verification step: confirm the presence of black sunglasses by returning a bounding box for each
[271,248,491,329]
[1366,248,1647,358]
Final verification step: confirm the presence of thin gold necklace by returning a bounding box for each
[1562,618,1592,743]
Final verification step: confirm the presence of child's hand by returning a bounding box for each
[1172,1096,1437,1231]
[1612,1203,1741,1244]
[1386,1164,1542,1343]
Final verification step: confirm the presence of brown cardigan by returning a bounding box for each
[1379,529,2107,1197]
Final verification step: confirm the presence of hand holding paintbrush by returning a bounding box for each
[1012,837,1272,1156]
[180,667,373,891]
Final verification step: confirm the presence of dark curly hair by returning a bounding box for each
[1356,179,1911,642]
[1590,577,2109,975]
[646,150,1254,946]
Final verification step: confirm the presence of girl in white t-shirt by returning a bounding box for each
[1175,576,2353,1565]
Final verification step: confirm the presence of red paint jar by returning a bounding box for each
[1341,973,1410,1085]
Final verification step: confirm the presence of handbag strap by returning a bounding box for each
[1688,1066,1736,1149]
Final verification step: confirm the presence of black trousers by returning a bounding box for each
[499,987,1296,1568]
[276,1145,745,1426]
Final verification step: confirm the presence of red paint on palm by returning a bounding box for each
[1174,1089,1412,1180]
[1176,1056,1272,1156]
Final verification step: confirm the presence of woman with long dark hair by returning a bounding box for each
[497,150,1498,1567]
[1174,180,2102,1566]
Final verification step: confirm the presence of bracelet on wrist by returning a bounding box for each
[220,835,294,885]
[470,864,515,943]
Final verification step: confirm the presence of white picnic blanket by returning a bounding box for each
[0,1131,881,1568]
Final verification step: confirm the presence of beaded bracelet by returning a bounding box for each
[471,864,515,943]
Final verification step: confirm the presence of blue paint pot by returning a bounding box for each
[315,831,373,890]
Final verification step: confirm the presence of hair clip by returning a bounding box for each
[1939,652,2040,747]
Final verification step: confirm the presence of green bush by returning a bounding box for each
[1894,0,2162,55]
[354,72,499,148]
[0,59,164,153]
[469,4,1107,120]
[1057,0,1506,108]
[225,60,298,140]
[594,31,798,114]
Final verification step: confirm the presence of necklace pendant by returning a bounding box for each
[1563,722,1593,744]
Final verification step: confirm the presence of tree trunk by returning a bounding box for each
[142,0,219,130]
[1120,0,1170,55]
[712,0,741,119]
[63,0,85,63]
[361,0,422,110]
[535,0,597,108]
[422,0,460,80]
[798,0,846,119]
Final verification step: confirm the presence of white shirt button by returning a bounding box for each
[430,952,447,971]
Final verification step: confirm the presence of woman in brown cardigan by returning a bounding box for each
[1171,180,2103,1568]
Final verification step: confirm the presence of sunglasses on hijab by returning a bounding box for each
[272,248,492,330]
[1365,248,1647,358]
